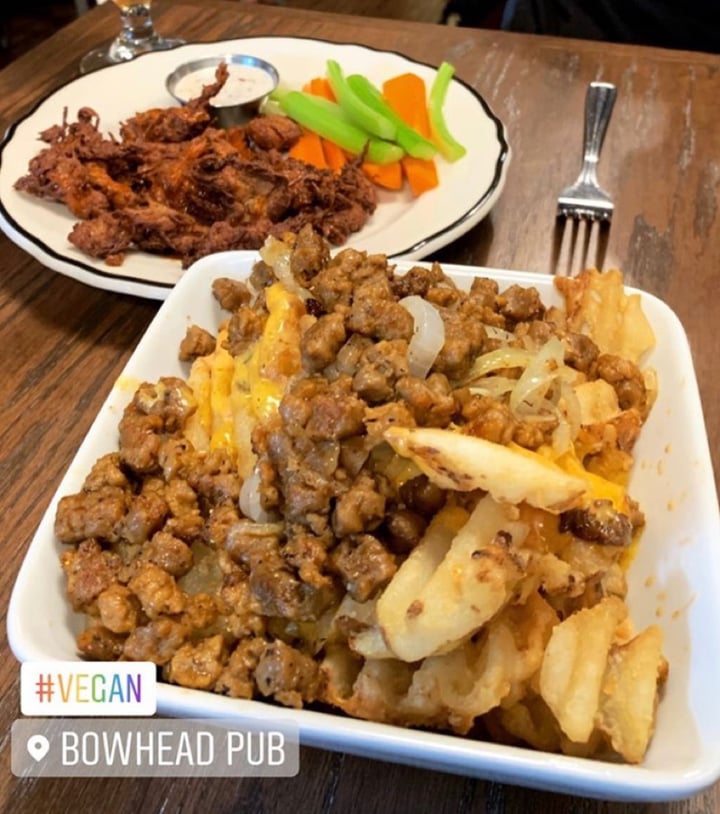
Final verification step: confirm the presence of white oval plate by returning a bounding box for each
[0,36,510,300]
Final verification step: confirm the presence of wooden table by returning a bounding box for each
[1,2,718,812]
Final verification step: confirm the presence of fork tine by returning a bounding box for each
[553,213,611,276]
[556,82,617,221]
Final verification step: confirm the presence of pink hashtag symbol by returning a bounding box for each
[34,674,54,703]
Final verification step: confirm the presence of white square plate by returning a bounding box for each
[9,253,720,801]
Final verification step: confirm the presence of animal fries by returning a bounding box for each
[55,226,667,765]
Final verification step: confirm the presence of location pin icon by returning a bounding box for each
[27,734,50,762]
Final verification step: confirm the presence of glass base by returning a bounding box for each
[79,36,185,75]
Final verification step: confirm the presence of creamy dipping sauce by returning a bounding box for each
[174,63,277,108]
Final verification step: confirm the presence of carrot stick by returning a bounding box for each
[321,138,348,172]
[301,79,344,170]
[311,77,336,101]
[289,130,328,169]
[382,73,432,137]
[401,155,439,196]
[303,77,336,101]
[382,72,439,196]
[361,160,403,190]
[301,78,345,173]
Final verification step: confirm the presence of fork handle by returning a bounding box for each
[580,82,617,182]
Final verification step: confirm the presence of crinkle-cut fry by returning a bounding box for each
[183,354,212,452]
[230,282,306,477]
[405,592,558,734]
[350,659,417,722]
[539,595,627,744]
[183,327,237,457]
[555,268,655,364]
[376,495,529,663]
[559,729,607,759]
[352,505,465,659]
[490,693,563,753]
[231,402,256,479]
[208,326,236,453]
[345,510,466,660]
[498,592,560,707]
[183,285,303,479]
[597,624,666,763]
[384,426,588,513]
[329,593,376,631]
[574,379,622,426]
[322,644,424,725]
[322,642,363,704]
[329,595,395,659]
[349,626,394,659]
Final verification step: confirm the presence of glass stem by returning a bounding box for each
[118,4,157,47]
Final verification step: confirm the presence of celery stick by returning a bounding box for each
[346,74,438,160]
[278,91,404,165]
[428,62,467,162]
[269,82,292,103]
[259,97,284,117]
[326,60,398,142]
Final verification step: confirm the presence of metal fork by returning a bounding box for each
[557,81,617,221]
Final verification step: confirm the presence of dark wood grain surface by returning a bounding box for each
[1,2,718,812]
